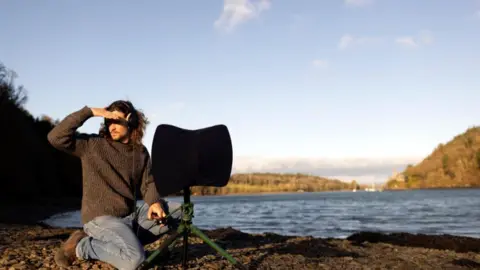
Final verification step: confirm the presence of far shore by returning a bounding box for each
[381,186,480,192]
[189,186,480,196]
[190,189,355,197]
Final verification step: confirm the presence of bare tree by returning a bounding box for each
[0,62,28,107]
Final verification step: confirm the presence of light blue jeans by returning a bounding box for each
[76,201,182,270]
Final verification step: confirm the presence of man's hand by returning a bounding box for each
[147,202,166,220]
[90,107,121,119]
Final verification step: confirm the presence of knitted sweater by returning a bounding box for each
[47,106,162,224]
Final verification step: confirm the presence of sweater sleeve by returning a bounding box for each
[140,151,163,206]
[47,106,94,157]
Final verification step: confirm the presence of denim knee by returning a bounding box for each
[127,250,146,270]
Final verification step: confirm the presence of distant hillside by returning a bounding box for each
[386,127,480,189]
[190,173,360,195]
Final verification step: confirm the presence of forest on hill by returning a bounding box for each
[190,173,361,195]
[0,62,358,212]
[386,127,480,189]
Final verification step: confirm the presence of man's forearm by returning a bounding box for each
[143,181,163,206]
[140,150,163,205]
[47,106,93,156]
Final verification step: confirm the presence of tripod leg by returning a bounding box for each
[182,230,188,269]
[190,225,247,270]
[137,227,183,270]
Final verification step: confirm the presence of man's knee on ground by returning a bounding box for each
[127,250,146,270]
[116,248,145,270]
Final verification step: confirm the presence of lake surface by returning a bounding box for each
[43,189,480,239]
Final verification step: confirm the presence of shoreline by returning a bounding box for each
[1,223,480,269]
[188,186,480,196]
[384,186,480,191]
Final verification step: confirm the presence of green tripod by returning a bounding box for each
[137,188,247,270]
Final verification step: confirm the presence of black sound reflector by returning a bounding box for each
[151,124,233,197]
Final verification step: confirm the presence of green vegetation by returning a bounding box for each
[386,127,480,189]
[190,173,360,195]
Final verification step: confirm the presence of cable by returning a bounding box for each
[133,141,141,237]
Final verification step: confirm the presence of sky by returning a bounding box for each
[1,0,480,184]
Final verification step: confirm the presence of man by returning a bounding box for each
[47,100,181,270]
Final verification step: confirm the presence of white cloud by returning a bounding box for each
[395,30,434,48]
[344,0,374,7]
[311,59,329,69]
[338,34,355,49]
[338,31,433,50]
[394,37,418,48]
[338,34,383,50]
[214,0,271,32]
[232,156,420,184]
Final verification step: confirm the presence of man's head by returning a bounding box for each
[99,100,149,145]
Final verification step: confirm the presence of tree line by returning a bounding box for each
[0,62,83,204]
[190,173,361,195]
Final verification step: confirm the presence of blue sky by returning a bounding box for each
[1,0,479,183]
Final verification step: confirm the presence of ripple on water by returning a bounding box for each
[43,189,480,239]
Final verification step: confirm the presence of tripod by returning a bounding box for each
[137,187,247,270]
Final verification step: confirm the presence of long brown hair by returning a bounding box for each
[98,100,149,145]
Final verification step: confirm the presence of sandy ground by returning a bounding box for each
[1,223,480,270]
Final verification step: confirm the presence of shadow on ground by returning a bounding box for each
[154,227,360,269]
[347,231,480,253]
[452,259,480,268]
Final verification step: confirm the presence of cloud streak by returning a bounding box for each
[311,59,329,69]
[338,34,383,50]
[214,0,271,32]
[338,31,433,50]
[395,30,434,48]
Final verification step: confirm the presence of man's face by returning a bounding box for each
[107,110,130,142]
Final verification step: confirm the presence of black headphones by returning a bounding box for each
[120,100,139,129]
[104,100,139,131]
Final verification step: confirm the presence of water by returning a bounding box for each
[43,189,480,239]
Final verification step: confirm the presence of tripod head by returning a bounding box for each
[151,124,233,197]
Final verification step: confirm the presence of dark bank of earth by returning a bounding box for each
[1,224,480,270]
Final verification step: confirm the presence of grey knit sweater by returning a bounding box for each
[47,106,162,224]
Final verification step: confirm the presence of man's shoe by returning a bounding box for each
[54,230,87,267]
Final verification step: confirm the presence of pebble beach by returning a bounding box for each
[1,222,480,269]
